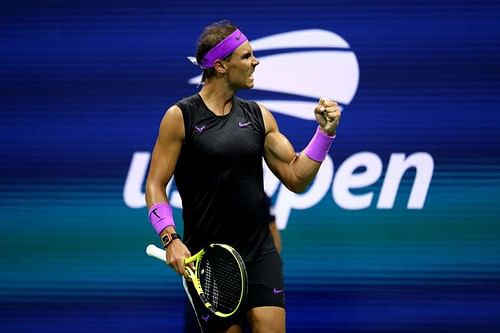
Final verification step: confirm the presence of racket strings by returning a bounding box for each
[200,249,244,314]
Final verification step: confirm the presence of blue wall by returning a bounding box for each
[1,1,500,332]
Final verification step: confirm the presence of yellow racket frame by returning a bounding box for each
[184,243,247,318]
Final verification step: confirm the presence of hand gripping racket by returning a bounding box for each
[146,243,248,318]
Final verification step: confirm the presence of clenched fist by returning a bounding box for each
[314,98,341,136]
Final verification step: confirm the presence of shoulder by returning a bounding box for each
[233,96,268,121]
[167,94,202,135]
[255,102,278,135]
[175,94,201,111]
[158,105,185,140]
[234,96,259,111]
[163,105,183,122]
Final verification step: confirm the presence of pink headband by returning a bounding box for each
[199,29,248,69]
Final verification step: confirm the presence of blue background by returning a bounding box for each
[1,0,500,332]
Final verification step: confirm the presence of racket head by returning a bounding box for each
[191,243,248,318]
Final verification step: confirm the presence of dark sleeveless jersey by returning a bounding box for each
[174,94,275,262]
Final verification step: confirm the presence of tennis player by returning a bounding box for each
[146,20,341,333]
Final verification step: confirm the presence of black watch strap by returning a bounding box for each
[161,232,180,248]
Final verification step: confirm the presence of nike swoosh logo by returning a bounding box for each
[273,288,284,294]
[151,208,161,219]
[238,121,251,128]
[235,32,241,40]
[201,314,210,322]
[195,125,206,133]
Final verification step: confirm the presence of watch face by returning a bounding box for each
[162,234,172,246]
[162,233,178,247]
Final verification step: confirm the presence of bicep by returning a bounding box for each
[260,104,297,180]
[264,131,296,168]
[260,103,320,192]
[145,106,185,206]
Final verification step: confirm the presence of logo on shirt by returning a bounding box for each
[238,121,252,128]
[273,288,284,294]
[194,125,206,133]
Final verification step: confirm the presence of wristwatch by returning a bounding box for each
[161,232,180,248]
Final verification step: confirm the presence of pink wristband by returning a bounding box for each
[304,126,336,162]
[148,202,175,235]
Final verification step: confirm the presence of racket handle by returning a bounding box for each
[147,243,194,281]
[146,244,166,262]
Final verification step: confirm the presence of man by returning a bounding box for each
[146,20,340,333]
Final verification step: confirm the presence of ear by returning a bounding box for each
[213,59,227,74]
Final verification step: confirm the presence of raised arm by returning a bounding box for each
[261,98,341,193]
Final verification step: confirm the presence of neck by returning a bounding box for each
[199,78,236,116]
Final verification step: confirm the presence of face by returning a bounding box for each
[223,41,260,90]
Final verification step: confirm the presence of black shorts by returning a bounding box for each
[183,251,285,333]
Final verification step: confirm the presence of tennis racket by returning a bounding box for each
[146,243,248,318]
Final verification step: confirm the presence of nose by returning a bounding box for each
[252,56,260,67]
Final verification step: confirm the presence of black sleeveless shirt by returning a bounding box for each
[174,94,275,262]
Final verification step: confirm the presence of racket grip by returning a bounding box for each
[146,244,166,262]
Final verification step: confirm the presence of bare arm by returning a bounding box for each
[261,98,341,193]
[146,105,184,207]
[145,105,191,275]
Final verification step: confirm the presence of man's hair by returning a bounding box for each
[196,20,238,80]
